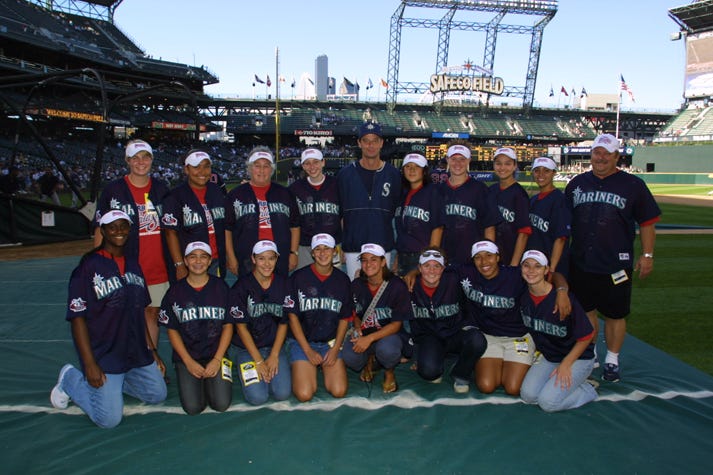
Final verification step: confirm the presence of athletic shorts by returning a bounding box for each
[481,333,535,365]
[569,266,632,319]
[287,338,342,364]
[148,281,170,308]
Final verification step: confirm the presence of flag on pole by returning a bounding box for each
[254,74,265,84]
[266,75,272,87]
[549,86,554,97]
[560,86,568,96]
[279,75,286,83]
[620,74,635,101]
[571,87,576,97]
[380,78,389,89]
[343,77,354,88]
[367,78,374,90]
[291,78,296,88]
[580,87,588,97]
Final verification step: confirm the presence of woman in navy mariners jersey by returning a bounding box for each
[460,240,571,396]
[94,139,171,374]
[439,142,500,266]
[527,156,570,276]
[287,233,353,402]
[159,241,233,415]
[50,210,167,428]
[225,146,300,277]
[230,240,292,405]
[519,250,597,412]
[343,243,412,393]
[288,148,341,270]
[409,246,487,393]
[162,150,227,280]
[393,153,444,275]
[488,147,531,266]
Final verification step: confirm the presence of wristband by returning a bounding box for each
[256,360,264,366]
[556,286,568,292]
[642,253,654,259]
[174,261,185,267]
[290,250,298,256]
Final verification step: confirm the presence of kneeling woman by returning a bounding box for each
[343,243,412,393]
[288,233,354,402]
[230,240,292,405]
[160,241,233,415]
[410,247,487,393]
[51,210,166,428]
[519,250,597,412]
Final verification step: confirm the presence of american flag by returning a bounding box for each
[620,74,635,101]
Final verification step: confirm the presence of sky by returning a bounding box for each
[113,0,689,112]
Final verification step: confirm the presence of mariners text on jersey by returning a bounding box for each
[401,205,431,222]
[498,206,515,223]
[521,311,567,337]
[411,303,459,320]
[297,292,342,313]
[445,203,477,220]
[571,187,627,209]
[93,271,144,300]
[461,285,516,309]
[296,199,340,216]
[529,213,550,233]
[232,200,290,219]
[172,304,225,324]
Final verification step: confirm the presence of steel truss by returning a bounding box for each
[386,0,557,109]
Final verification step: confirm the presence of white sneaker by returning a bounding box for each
[453,380,470,394]
[50,364,73,409]
[430,376,443,384]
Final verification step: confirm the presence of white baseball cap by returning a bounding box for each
[184,151,211,167]
[184,241,212,256]
[591,134,620,153]
[521,249,549,267]
[471,240,499,257]
[532,156,557,171]
[125,140,153,159]
[419,249,445,266]
[402,153,428,168]
[300,148,324,164]
[311,233,336,249]
[252,240,279,256]
[446,144,471,160]
[358,243,386,258]
[99,210,132,225]
[494,147,516,161]
[248,150,274,164]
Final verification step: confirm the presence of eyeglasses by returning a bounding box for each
[421,250,443,258]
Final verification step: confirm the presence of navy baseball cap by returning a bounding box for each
[359,121,382,139]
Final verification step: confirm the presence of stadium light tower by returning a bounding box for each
[385,0,558,110]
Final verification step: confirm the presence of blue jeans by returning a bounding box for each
[62,362,167,428]
[235,347,291,405]
[342,333,402,371]
[520,356,597,412]
[415,328,487,382]
[174,359,233,415]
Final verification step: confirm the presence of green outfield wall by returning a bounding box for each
[633,144,713,173]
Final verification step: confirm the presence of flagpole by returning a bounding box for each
[275,47,281,166]
[614,85,621,139]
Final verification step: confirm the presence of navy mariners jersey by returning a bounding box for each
[229,273,293,349]
[161,182,227,276]
[440,177,501,265]
[409,269,467,340]
[489,182,531,265]
[224,182,299,276]
[158,276,231,363]
[565,170,661,274]
[94,176,170,260]
[395,184,444,253]
[352,277,412,335]
[528,189,571,274]
[520,288,594,363]
[289,176,342,246]
[337,161,401,252]
[66,253,152,374]
[457,264,527,337]
[288,265,354,343]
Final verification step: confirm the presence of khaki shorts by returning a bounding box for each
[481,333,535,365]
[148,281,170,308]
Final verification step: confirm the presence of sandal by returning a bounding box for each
[382,379,398,394]
[360,354,376,382]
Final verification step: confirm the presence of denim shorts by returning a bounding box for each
[287,338,342,364]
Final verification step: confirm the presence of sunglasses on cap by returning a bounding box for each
[421,250,443,258]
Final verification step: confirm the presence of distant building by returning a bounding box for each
[315,55,328,100]
[579,93,620,112]
[297,72,316,100]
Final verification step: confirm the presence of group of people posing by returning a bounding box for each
[50,122,660,427]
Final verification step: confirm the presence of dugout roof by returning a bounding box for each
[669,0,713,33]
